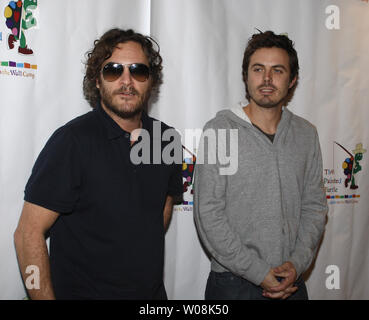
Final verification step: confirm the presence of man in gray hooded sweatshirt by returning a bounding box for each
[193,31,328,300]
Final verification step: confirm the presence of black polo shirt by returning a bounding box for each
[24,103,182,299]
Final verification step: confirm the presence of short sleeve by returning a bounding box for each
[166,135,183,204]
[167,161,183,201]
[24,125,81,214]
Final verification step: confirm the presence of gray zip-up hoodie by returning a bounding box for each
[193,105,328,286]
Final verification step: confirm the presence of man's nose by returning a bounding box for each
[263,69,273,84]
[119,66,133,85]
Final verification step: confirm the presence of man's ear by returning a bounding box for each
[96,77,100,89]
[242,71,247,84]
[289,76,297,89]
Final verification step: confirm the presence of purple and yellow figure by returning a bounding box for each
[4,0,37,55]
[342,156,354,188]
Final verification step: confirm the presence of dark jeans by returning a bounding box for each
[205,271,308,300]
[55,282,167,300]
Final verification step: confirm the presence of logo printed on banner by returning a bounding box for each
[173,145,196,213]
[324,142,366,205]
[336,142,366,190]
[4,0,37,55]
[1,0,38,79]
[182,146,196,206]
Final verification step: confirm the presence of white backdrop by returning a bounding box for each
[0,0,368,300]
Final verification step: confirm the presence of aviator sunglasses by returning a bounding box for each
[101,62,150,82]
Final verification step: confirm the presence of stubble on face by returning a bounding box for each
[97,41,153,120]
[98,77,151,119]
[246,47,295,109]
[249,82,282,109]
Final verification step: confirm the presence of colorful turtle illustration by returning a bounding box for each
[4,0,37,55]
[335,142,366,190]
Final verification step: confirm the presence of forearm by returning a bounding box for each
[163,196,174,231]
[14,231,55,300]
[289,213,326,278]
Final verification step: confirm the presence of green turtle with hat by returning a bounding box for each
[350,143,366,190]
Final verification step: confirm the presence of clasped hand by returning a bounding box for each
[260,261,298,300]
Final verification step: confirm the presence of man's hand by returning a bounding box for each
[262,261,298,300]
[260,269,281,292]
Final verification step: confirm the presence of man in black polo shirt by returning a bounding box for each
[14,28,182,300]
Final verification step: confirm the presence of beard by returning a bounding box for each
[248,84,289,109]
[99,83,151,119]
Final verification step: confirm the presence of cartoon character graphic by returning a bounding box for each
[182,146,196,205]
[335,142,366,190]
[4,0,37,55]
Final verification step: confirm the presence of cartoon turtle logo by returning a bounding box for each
[335,142,366,190]
[4,0,37,55]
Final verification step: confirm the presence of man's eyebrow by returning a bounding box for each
[250,63,288,71]
[250,63,265,68]
[272,64,288,70]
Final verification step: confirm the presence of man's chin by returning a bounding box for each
[258,103,280,109]
[252,97,285,109]
[103,100,144,120]
[112,107,143,119]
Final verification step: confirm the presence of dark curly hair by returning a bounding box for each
[242,30,299,102]
[83,28,163,108]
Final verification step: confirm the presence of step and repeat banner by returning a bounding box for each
[0,0,368,299]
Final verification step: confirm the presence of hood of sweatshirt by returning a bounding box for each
[213,103,293,146]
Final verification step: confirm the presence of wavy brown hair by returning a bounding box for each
[242,30,299,103]
[83,28,163,108]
